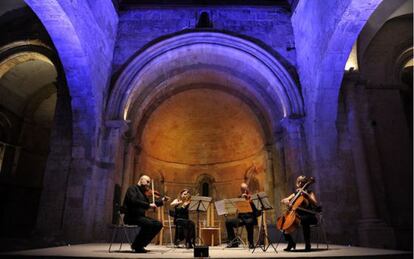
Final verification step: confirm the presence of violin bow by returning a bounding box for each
[151,179,155,205]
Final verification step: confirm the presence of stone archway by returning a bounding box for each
[105,32,305,226]
[23,0,118,240]
[0,41,72,237]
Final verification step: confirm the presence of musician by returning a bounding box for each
[122,175,167,253]
[281,175,318,252]
[170,189,195,248]
[225,182,259,249]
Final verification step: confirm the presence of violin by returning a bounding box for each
[144,180,171,206]
[276,177,315,234]
[176,190,191,208]
[145,189,171,200]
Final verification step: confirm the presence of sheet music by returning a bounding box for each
[188,196,212,211]
[214,198,251,215]
[214,200,227,216]
[235,199,253,213]
[251,192,273,211]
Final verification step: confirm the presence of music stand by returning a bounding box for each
[189,196,212,245]
[215,198,252,249]
[250,192,277,253]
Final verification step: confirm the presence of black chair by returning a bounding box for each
[309,212,329,249]
[108,208,140,253]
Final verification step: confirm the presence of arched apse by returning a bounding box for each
[105,32,304,228]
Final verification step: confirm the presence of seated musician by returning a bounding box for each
[170,189,195,249]
[225,183,259,249]
[281,175,319,252]
[122,175,168,253]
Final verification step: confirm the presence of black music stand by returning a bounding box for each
[189,196,212,245]
[251,192,277,253]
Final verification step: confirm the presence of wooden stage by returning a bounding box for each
[0,243,411,259]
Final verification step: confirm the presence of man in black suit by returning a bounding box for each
[122,175,167,253]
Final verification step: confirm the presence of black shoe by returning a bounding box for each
[304,243,311,252]
[248,244,255,249]
[226,242,239,248]
[186,243,194,249]
[283,241,296,252]
[132,247,147,253]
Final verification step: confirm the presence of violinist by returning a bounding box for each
[280,175,318,252]
[170,189,195,248]
[225,182,259,249]
[122,175,169,253]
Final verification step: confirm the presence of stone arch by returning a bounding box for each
[292,0,385,170]
[24,0,97,151]
[107,31,304,124]
[0,40,73,237]
[106,32,303,221]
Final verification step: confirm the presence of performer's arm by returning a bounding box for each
[303,191,318,206]
[170,198,182,207]
[155,197,164,207]
[281,193,295,205]
[126,186,150,209]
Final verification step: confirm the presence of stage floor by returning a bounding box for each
[1,243,411,259]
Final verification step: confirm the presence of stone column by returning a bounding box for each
[91,119,131,240]
[343,72,395,248]
[36,81,72,239]
[280,117,308,183]
[269,132,288,217]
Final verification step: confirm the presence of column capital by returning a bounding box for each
[104,119,130,129]
[104,120,134,143]
[343,71,367,87]
[280,117,305,132]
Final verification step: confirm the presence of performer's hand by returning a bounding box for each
[150,203,157,208]
[281,198,290,205]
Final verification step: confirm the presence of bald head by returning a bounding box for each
[240,183,248,193]
[138,175,151,187]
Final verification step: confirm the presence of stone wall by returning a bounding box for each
[113,6,296,74]
[24,0,119,241]
[135,88,268,201]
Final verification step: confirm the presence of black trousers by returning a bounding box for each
[125,215,163,248]
[175,218,195,245]
[225,216,255,246]
[283,214,317,245]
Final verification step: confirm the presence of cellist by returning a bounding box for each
[280,175,318,252]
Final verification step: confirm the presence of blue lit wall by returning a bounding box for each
[113,7,297,74]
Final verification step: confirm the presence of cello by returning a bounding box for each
[276,176,315,234]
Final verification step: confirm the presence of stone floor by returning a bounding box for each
[0,243,411,259]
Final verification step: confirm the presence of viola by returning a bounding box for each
[276,177,315,234]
